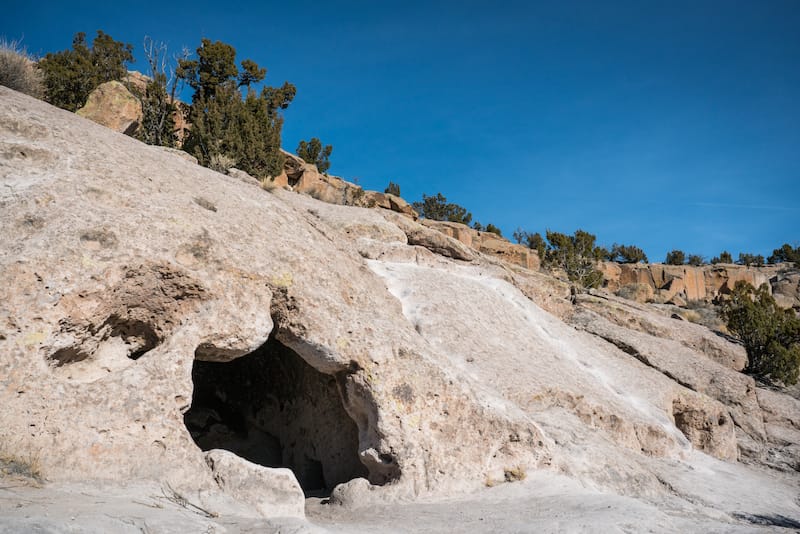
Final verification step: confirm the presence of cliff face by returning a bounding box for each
[600,261,798,308]
[2,87,799,529]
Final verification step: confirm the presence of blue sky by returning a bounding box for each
[4,1,799,261]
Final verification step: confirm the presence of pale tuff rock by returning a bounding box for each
[204,449,305,518]
[0,86,548,507]
[2,87,799,530]
[574,292,748,371]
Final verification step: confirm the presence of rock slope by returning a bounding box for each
[1,87,799,531]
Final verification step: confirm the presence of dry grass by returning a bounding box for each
[504,465,527,482]
[485,465,527,487]
[0,450,43,485]
[679,309,702,323]
[260,178,277,192]
[681,300,724,330]
[616,283,653,303]
[0,38,44,98]
[210,154,237,174]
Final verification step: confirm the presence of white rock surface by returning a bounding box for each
[205,449,305,518]
[1,87,799,531]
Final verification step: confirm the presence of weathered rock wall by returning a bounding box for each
[601,261,795,307]
[2,87,798,524]
[0,88,548,511]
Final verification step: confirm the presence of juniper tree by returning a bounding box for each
[513,228,546,261]
[384,181,401,196]
[484,223,502,237]
[665,250,686,265]
[768,244,800,264]
[544,229,605,289]
[607,243,648,264]
[296,137,333,174]
[178,38,295,178]
[711,251,733,264]
[412,193,472,225]
[723,281,800,386]
[737,253,765,267]
[38,31,133,111]
[687,254,704,266]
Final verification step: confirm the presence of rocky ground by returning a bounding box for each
[1,86,799,532]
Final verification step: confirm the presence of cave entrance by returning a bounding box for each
[183,334,368,496]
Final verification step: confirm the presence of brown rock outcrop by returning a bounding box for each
[76,80,142,135]
[124,70,150,94]
[420,219,540,271]
[771,269,800,311]
[603,262,787,305]
[277,150,368,205]
[362,191,418,219]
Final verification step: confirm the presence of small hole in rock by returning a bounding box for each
[49,346,91,366]
[103,315,159,360]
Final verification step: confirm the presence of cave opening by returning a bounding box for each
[183,334,369,496]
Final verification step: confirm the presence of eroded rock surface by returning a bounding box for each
[601,261,790,306]
[0,88,548,508]
[2,87,799,530]
[204,449,305,518]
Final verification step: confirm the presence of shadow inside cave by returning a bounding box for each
[183,334,368,496]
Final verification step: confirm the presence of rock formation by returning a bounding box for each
[76,80,142,135]
[600,261,794,307]
[2,87,799,531]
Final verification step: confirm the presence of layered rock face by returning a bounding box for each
[2,87,799,527]
[601,261,795,307]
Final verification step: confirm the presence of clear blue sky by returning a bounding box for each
[4,1,799,261]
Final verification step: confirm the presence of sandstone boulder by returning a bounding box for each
[386,213,475,261]
[289,164,367,207]
[124,70,150,94]
[771,270,800,310]
[76,80,142,135]
[280,148,308,184]
[419,219,540,270]
[362,191,418,219]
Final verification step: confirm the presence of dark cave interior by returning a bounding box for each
[183,334,368,495]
